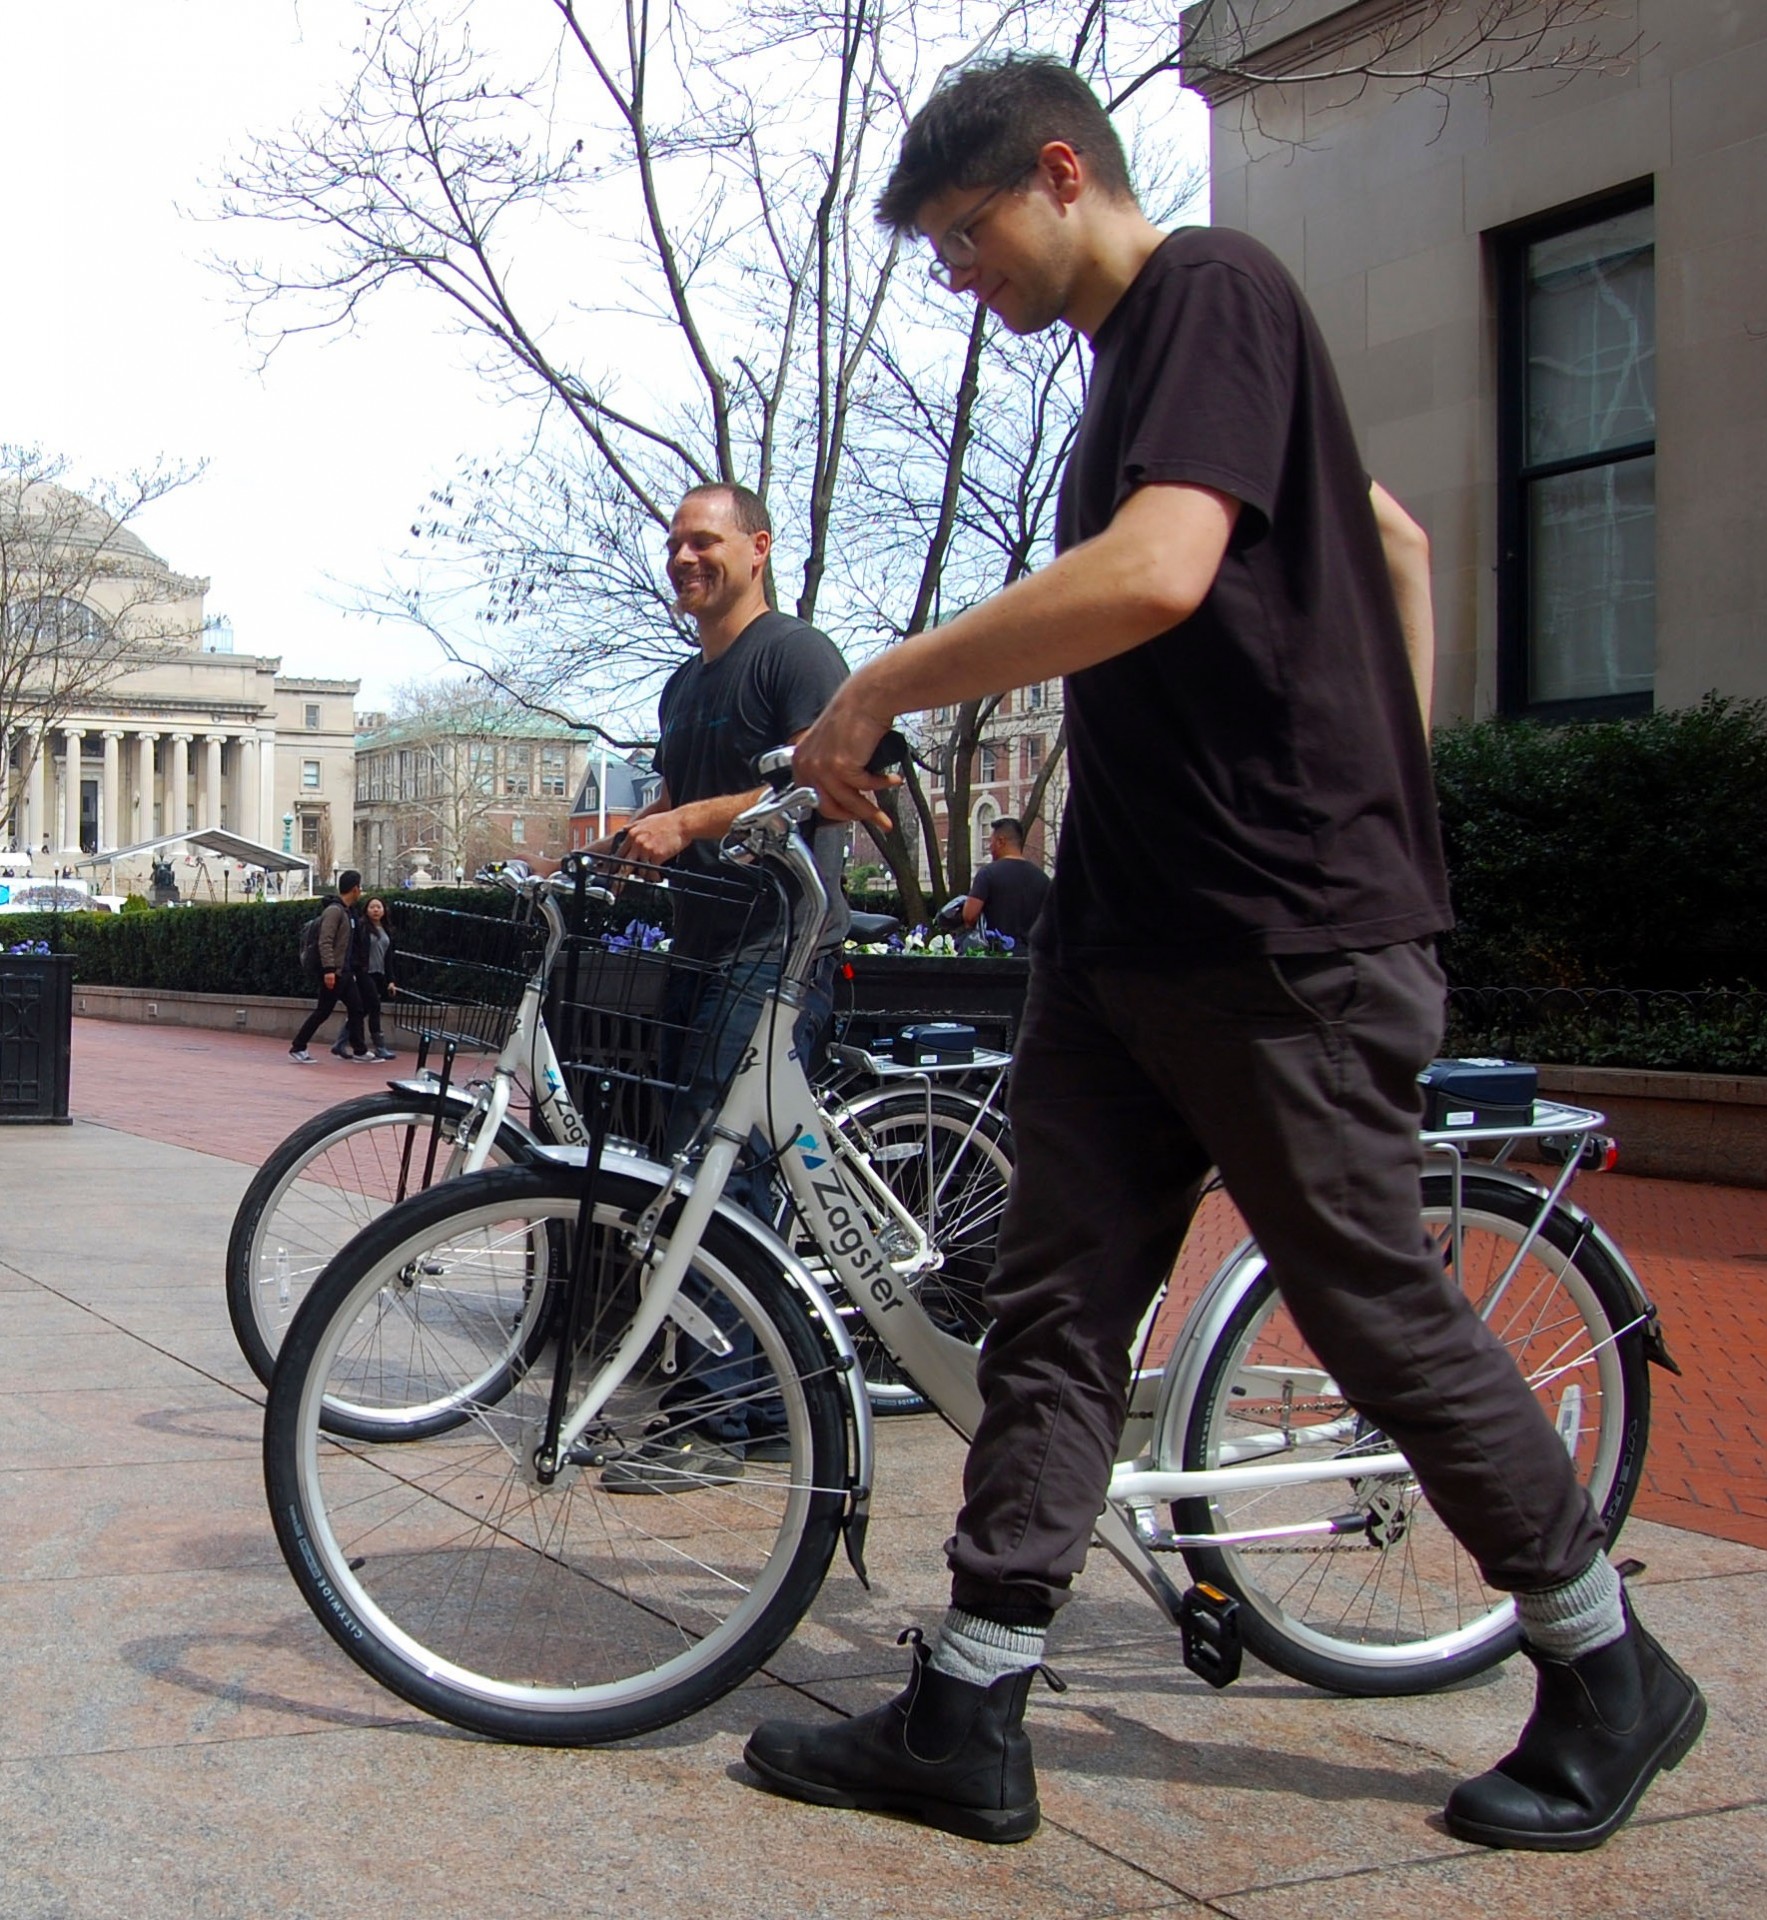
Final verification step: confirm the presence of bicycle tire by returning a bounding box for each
[812,1087,1013,1414]
[1169,1171,1651,1696]
[264,1161,848,1745]
[226,1091,537,1387]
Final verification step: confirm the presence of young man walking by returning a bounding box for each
[744,56,1702,1852]
[288,871,371,1064]
[593,480,850,1492]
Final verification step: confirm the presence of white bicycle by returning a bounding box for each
[261,753,1666,1743]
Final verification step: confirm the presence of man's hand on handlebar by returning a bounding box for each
[791,687,903,829]
[613,811,692,867]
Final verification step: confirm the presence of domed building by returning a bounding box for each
[1,481,357,893]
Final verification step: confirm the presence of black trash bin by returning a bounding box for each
[0,950,73,1124]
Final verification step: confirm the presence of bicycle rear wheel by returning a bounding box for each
[226,1091,535,1387]
[264,1162,848,1745]
[1169,1171,1651,1696]
[819,1087,1012,1413]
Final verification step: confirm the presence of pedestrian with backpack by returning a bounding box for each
[288,871,372,1065]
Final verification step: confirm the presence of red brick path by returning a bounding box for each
[68,1018,1767,1549]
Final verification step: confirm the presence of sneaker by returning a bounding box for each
[601,1432,747,1495]
[288,1049,315,1064]
[343,1050,377,1064]
[329,1041,351,1058]
[372,1045,399,1060]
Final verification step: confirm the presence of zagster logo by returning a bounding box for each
[795,1128,826,1170]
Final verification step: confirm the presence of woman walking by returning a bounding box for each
[360,897,399,1061]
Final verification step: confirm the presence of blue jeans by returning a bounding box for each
[656,954,834,1445]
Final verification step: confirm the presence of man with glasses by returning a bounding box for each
[744,55,1701,1852]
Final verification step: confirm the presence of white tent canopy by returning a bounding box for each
[75,828,314,880]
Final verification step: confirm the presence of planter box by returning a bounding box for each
[1,953,73,1123]
[73,984,309,1039]
[1537,1064,1767,1190]
[839,954,1030,1052]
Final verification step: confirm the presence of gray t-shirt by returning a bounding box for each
[656,609,850,956]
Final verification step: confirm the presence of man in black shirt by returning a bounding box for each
[745,57,1700,1852]
[962,817,1051,948]
[595,481,849,1493]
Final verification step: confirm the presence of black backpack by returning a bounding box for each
[299,901,334,982]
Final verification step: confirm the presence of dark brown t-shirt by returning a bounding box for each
[1047,227,1451,964]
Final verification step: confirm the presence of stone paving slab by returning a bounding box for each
[1,1096,1764,1917]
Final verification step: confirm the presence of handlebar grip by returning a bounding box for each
[866,730,908,778]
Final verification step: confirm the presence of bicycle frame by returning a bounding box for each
[516,795,1657,1630]
[528,808,1424,1627]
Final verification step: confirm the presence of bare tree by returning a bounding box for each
[216,1,1618,908]
[0,445,206,843]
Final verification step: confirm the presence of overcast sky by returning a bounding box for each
[2,2,1210,717]
[1,0,529,709]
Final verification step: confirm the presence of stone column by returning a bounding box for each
[61,726,84,852]
[168,733,191,834]
[201,733,225,831]
[238,733,261,843]
[25,735,46,854]
[101,730,123,850]
[135,731,159,840]
[258,725,278,847]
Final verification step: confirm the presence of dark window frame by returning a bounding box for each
[1494,180,1656,722]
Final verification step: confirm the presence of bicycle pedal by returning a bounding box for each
[1178,1582,1243,1690]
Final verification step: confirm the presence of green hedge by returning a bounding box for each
[1435,694,1767,991]
[20,699,1767,1073]
[6,887,512,995]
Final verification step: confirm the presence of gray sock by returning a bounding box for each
[928,1609,1046,1687]
[1515,1555,1625,1661]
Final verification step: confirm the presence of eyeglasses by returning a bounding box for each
[924,159,1039,290]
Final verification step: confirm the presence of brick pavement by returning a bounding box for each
[67,1016,1767,1549]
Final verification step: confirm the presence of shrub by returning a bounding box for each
[17,888,513,995]
[1434,695,1767,991]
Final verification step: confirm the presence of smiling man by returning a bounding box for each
[742,56,1701,1853]
[591,480,850,1493]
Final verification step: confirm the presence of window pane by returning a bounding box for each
[1528,454,1655,705]
[1526,204,1654,466]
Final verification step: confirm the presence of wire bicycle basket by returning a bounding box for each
[386,899,549,1054]
[549,861,788,1156]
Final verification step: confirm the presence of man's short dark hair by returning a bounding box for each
[877,55,1133,235]
[338,869,362,894]
[990,818,1026,851]
[679,481,772,539]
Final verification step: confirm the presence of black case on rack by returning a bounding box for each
[891,1021,978,1067]
[1418,1057,1538,1131]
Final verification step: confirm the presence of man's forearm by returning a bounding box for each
[859,487,1236,720]
[672,788,766,842]
[1369,481,1435,731]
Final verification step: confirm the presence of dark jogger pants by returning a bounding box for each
[946,941,1607,1621]
[292,973,367,1057]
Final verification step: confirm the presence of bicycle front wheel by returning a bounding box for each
[1169,1170,1651,1696]
[264,1163,848,1745]
[226,1091,535,1387]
